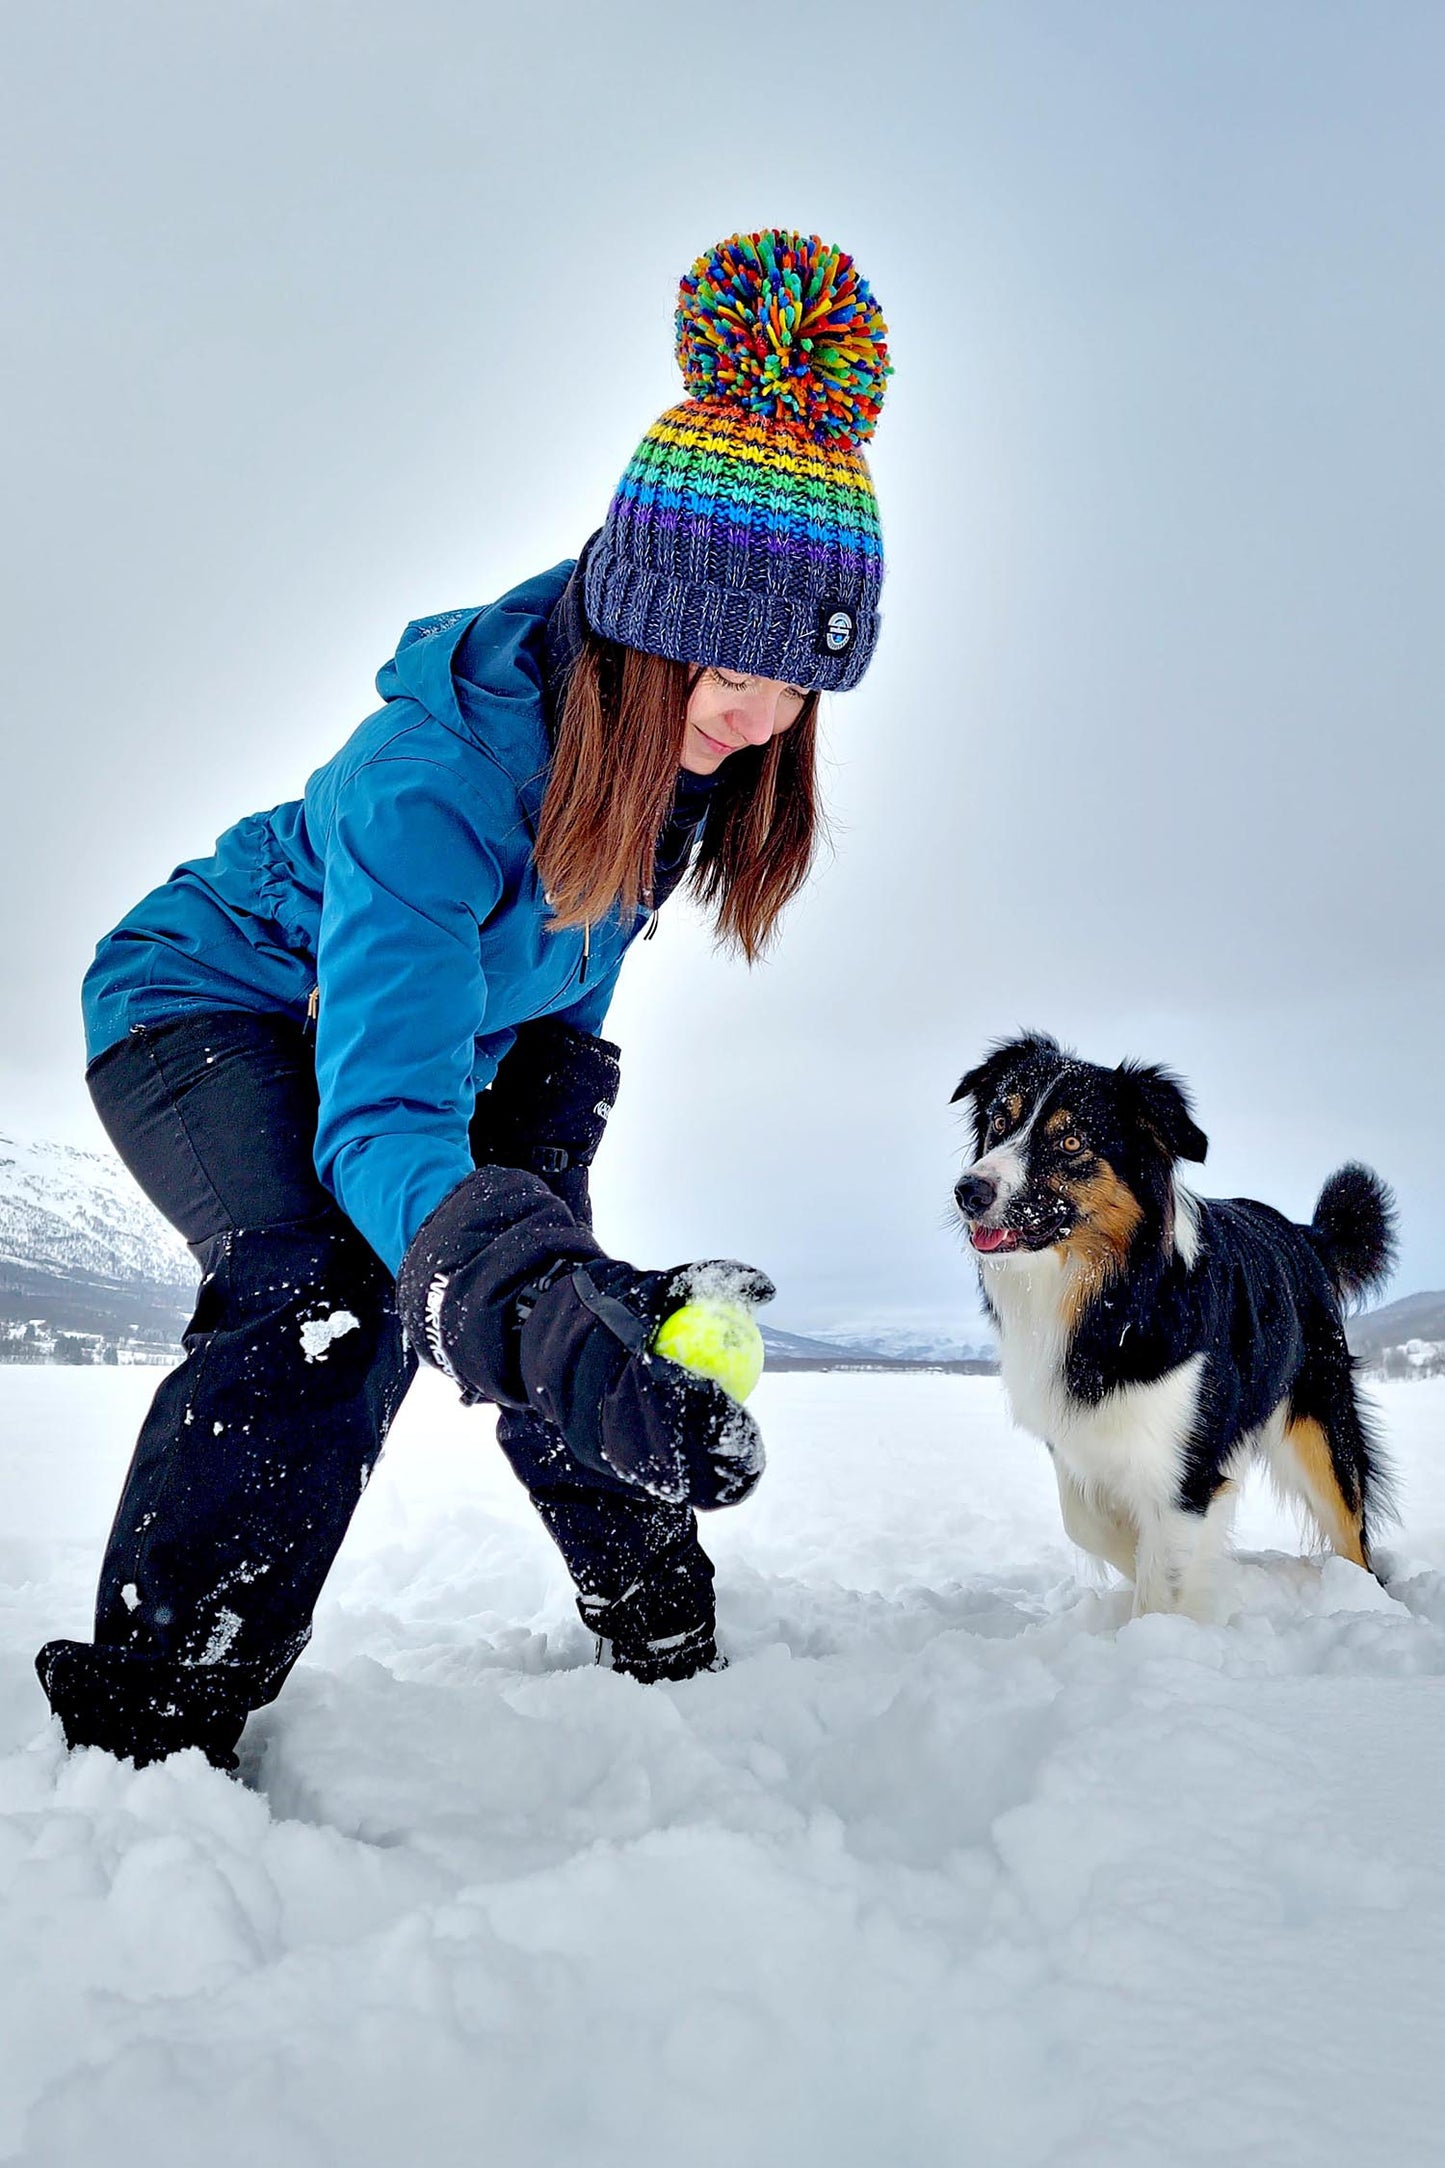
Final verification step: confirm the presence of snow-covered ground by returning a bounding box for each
[3,1368,1443,2167]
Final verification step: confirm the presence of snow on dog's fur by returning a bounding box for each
[952,1033,1397,1619]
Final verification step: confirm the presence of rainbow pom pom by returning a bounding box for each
[675,230,892,448]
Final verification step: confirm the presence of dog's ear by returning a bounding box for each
[1119,1061,1209,1164]
[950,1033,1060,1110]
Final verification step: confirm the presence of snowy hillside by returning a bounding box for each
[806,1324,994,1364]
[1337,1295,1445,1380]
[0,1130,195,1358]
[1,1125,988,1369]
[0,1131,192,1287]
[4,1124,1432,1378]
[760,1322,993,1369]
[4,1367,1444,2164]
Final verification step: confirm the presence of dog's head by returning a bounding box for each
[950,1033,1208,1272]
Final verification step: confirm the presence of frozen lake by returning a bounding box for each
[3,1365,1443,2166]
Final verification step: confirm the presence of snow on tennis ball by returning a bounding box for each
[651,1299,765,1402]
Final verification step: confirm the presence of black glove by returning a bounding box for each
[469,1018,620,1225]
[397,1166,773,1510]
[398,1164,600,1406]
[519,1256,774,1508]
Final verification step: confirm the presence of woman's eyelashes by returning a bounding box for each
[707,667,809,705]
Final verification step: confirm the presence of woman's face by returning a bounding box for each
[681,666,810,776]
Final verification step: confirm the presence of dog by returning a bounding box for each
[951,1033,1396,1618]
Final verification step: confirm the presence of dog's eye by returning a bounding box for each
[1061,1134,1084,1155]
[991,1114,1007,1136]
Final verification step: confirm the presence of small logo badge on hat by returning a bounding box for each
[817,602,856,657]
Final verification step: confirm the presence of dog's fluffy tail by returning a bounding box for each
[1310,1163,1397,1304]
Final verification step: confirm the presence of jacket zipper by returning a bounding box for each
[539,895,590,1008]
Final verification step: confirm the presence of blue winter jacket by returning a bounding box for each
[83,562,651,1273]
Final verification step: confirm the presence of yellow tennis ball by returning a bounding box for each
[651,1299,765,1402]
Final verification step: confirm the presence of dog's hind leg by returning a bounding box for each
[1131,1485,1237,1621]
[1273,1408,1371,1570]
[1052,1457,1138,1581]
[1260,1305,1390,1571]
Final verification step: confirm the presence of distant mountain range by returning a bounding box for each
[0,1126,1433,1379]
[0,1131,195,1357]
[1342,1291,1445,1360]
[1341,1292,1445,1378]
[0,1127,996,1371]
[788,1326,995,1365]
[758,1324,996,1375]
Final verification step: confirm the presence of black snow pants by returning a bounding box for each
[36,1011,715,1767]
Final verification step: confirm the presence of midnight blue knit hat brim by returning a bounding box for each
[583,527,880,696]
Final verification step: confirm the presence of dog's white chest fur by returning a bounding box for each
[984,1251,1204,1509]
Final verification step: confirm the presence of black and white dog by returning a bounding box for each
[952,1034,1396,1618]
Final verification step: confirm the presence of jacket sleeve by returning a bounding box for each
[311,757,506,1273]
[550,954,624,1040]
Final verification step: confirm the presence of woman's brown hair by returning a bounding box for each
[534,634,823,963]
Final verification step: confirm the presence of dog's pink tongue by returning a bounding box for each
[971,1226,1016,1253]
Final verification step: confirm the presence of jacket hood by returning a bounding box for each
[374,561,576,786]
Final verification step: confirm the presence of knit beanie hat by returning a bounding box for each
[584,231,891,695]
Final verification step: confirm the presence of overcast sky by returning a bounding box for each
[5,0,1443,1332]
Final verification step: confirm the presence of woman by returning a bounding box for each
[37,230,891,1769]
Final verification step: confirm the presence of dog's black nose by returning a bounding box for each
[955,1172,998,1217]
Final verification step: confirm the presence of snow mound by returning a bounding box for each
[3,1369,1444,2166]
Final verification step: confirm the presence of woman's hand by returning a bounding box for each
[397,1165,773,1510]
[518,1257,774,1507]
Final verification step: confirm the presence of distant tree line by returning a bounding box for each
[0,1322,163,1367]
[1364,1340,1445,1381]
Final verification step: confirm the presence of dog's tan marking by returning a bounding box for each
[1056,1160,1144,1327]
[1281,1414,1369,1568]
[1044,1109,1075,1139]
